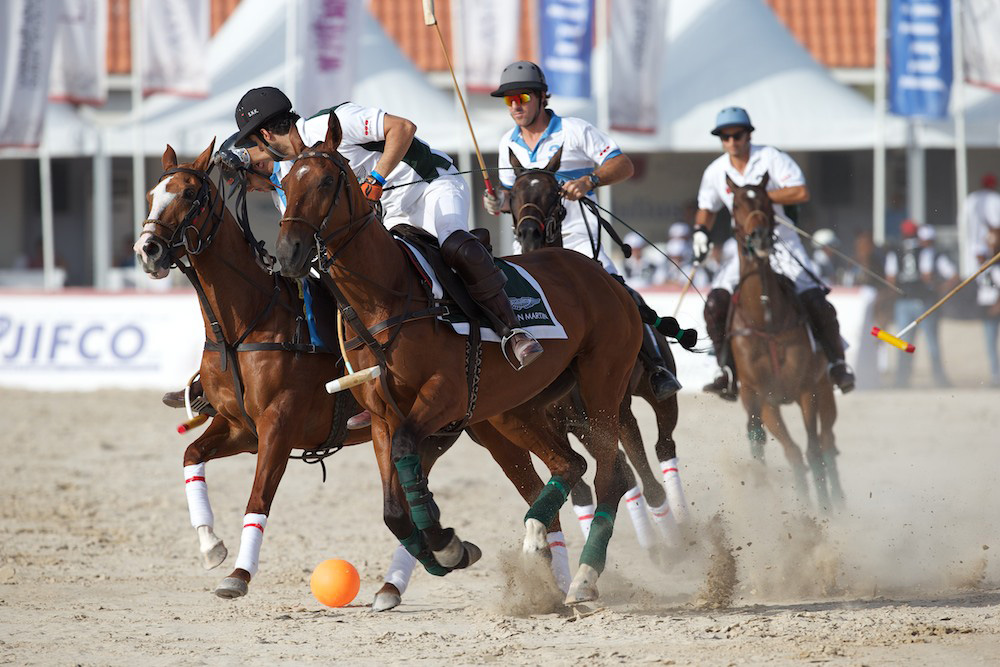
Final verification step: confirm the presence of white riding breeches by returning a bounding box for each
[711,224,823,294]
[382,174,470,242]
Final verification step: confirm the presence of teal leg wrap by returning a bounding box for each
[579,503,618,574]
[394,454,440,531]
[400,529,450,577]
[524,475,570,527]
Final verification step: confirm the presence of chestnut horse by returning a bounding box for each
[135,142,571,607]
[507,148,690,545]
[727,173,843,509]
[273,113,643,604]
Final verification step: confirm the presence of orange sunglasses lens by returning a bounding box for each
[504,93,532,107]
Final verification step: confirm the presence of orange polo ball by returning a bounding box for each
[310,559,360,607]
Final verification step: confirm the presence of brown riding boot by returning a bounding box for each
[702,288,738,401]
[162,378,217,416]
[440,229,543,369]
[799,288,855,394]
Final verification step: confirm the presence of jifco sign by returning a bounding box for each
[0,316,145,366]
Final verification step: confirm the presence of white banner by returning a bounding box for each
[963,0,1000,90]
[0,1,60,148]
[297,0,362,118]
[609,0,666,133]
[455,0,520,94]
[142,0,210,97]
[49,0,108,106]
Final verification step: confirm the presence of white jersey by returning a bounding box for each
[698,144,821,293]
[498,111,622,273]
[269,102,457,221]
[967,188,1000,261]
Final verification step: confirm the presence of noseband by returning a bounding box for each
[142,166,224,263]
[513,169,566,247]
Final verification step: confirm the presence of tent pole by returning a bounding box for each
[951,0,970,276]
[131,0,146,286]
[39,147,56,291]
[93,128,112,289]
[873,0,887,246]
[595,0,612,256]
[285,0,297,103]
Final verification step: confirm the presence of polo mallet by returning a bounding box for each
[177,414,209,434]
[673,263,700,317]
[326,308,382,394]
[872,247,1000,354]
[774,214,903,295]
[422,0,496,197]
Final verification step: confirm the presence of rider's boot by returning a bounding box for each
[616,276,682,401]
[702,288,738,401]
[799,288,855,394]
[440,230,542,370]
[162,378,217,416]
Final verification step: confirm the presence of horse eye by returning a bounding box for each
[183,188,196,200]
[320,175,335,188]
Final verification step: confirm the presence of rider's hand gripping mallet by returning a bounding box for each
[422,0,496,197]
[872,247,1000,354]
[326,309,382,394]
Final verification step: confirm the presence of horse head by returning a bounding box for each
[134,140,219,279]
[728,172,774,261]
[510,147,566,252]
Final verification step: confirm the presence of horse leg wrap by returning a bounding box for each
[394,454,440,531]
[525,475,570,528]
[748,424,766,461]
[579,503,617,574]
[399,529,450,577]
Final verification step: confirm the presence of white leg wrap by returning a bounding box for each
[660,458,690,524]
[184,463,213,528]
[573,504,595,539]
[649,500,680,547]
[624,486,657,550]
[384,544,417,595]
[233,513,267,577]
[546,531,572,594]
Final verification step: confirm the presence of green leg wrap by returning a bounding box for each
[579,503,618,574]
[524,475,570,527]
[394,454,440,531]
[400,529,450,577]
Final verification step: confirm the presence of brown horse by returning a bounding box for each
[507,148,691,545]
[726,173,843,509]
[272,113,643,604]
[135,142,569,606]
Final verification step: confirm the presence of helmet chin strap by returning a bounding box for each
[263,142,289,161]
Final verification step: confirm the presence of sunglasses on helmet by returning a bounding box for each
[503,93,533,107]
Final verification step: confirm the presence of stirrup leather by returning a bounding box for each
[501,327,537,371]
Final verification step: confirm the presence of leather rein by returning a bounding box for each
[512,169,565,247]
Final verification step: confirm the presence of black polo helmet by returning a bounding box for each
[233,86,293,148]
[490,61,548,97]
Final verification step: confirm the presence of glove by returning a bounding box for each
[360,175,383,203]
[692,224,711,264]
[483,188,509,216]
[677,328,699,350]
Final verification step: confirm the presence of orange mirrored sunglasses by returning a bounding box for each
[503,93,532,107]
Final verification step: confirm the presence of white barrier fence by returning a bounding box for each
[0,287,875,392]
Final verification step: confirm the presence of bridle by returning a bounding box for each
[278,148,377,271]
[141,166,225,265]
[735,203,774,260]
[512,169,566,247]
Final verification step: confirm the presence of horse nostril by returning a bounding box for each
[143,241,161,260]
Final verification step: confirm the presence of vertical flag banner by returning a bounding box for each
[0,1,60,148]
[49,0,108,106]
[298,0,362,118]
[458,0,520,93]
[610,0,666,132]
[142,0,210,97]
[888,0,952,118]
[539,0,594,98]
[963,0,1000,90]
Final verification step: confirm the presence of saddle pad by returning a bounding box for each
[399,239,568,342]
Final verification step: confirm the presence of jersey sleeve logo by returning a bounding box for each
[598,145,610,157]
[364,119,370,136]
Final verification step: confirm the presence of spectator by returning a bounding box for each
[661,237,708,289]
[622,231,668,288]
[976,225,1000,387]
[967,173,1000,272]
[885,220,957,387]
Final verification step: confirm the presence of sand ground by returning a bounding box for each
[2,319,999,665]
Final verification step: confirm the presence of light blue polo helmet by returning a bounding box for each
[711,107,755,135]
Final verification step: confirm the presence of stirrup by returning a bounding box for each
[501,328,542,371]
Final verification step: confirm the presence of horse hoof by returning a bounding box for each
[522,518,548,555]
[214,577,248,599]
[201,540,227,570]
[371,584,401,612]
[432,533,465,569]
[564,564,600,605]
[459,541,482,568]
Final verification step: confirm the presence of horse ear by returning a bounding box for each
[323,111,343,152]
[759,172,770,189]
[509,148,524,176]
[543,146,562,173]
[725,174,736,192]
[193,138,216,172]
[162,145,178,171]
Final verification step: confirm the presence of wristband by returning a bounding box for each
[369,169,386,186]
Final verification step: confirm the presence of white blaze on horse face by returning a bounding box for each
[746,190,756,199]
[133,179,178,278]
[529,177,541,188]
